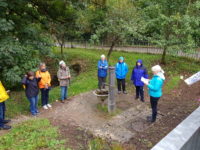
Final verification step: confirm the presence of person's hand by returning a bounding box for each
[37,75,41,78]
[45,84,48,89]
[24,75,27,77]
[143,80,149,85]
[6,90,10,93]
[100,66,102,69]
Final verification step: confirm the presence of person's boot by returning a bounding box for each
[135,96,139,100]
[118,91,121,94]
[0,125,11,130]
[3,120,11,124]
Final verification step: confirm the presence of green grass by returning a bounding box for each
[96,104,122,117]
[6,47,200,118]
[88,138,124,150]
[0,119,68,150]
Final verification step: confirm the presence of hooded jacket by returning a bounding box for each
[36,70,51,89]
[57,66,71,87]
[131,59,148,86]
[21,77,41,98]
[115,61,128,79]
[148,74,165,98]
[97,60,108,78]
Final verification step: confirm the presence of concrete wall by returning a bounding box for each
[151,106,200,150]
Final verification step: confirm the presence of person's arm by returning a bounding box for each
[103,61,108,69]
[144,68,149,79]
[98,61,102,69]
[68,67,71,78]
[131,69,134,81]
[47,71,51,86]
[21,76,28,85]
[147,79,162,91]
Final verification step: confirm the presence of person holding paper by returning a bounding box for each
[115,57,128,94]
[131,59,148,102]
[142,65,165,123]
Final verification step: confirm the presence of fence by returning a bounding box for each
[57,41,200,60]
[151,106,200,150]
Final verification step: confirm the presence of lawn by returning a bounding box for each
[2,47,200,150]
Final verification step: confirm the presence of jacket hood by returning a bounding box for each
[156,72,165,80]
[136,59,143,67]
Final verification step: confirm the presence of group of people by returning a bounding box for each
[21,61,71,116]
[98,55,165,123]
[0,61,71,130]
[0,54,165,130]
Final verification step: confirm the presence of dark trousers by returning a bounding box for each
[150,96,160,121]
[117,79,126,92]
[41,88,50,106]
[0,102,6,127]
[98,77,106,89]
[135,86,144,101]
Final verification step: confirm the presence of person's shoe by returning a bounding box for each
[0,125,11,130]
[43,105,48,110]
[140,99,145,102]
[47,104,52,108]
[61,100,65,103]
[2,120,11,124]
[123,91,127,94]
[135,96,139,100]
[118,91,121,94]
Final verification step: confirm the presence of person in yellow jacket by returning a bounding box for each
[36,63,52,110]
[0,81,11,130]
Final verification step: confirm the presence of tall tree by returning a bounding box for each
[137,0,200,64]
[90,0,141,61]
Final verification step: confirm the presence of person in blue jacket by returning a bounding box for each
[97,55,108,90]
[115,57,128,94]
[131,59,148,102]
[142,65,165,123]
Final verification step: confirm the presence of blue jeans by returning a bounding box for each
[61,86,68,101]
[0,102,5,127]
[27,95,38,115]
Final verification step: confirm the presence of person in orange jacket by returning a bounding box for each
[36,63,52,110]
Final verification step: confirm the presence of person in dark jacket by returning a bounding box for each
[115,57,128,94]
[22,71,41,116]
[97,55,108,90]
[131,59,148,102]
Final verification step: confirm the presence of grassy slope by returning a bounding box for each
[2,48,200,150]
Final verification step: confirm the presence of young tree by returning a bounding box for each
[137,0,200,64]
[91,0,141,61]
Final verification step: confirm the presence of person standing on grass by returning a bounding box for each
[21,71,41,116]
[131,59,148,102]
[57,60,71,103]
[142,65,165,123]
[115,56,128,94]
[97,55,108,90]
[36,63,52,110]
[0,81,11,130]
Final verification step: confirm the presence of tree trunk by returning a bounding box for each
[161,46,167,65]
[107,41,115,62]
[60,44,64,58]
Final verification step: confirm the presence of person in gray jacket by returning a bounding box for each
[57,60,71,103]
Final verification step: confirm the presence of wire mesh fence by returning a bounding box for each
[56,40,200,60]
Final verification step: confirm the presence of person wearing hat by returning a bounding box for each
[21,71,41,116]
[131,59,148,102]
[36,63,52,109]
[57,60,71,103]
[115,57,128,94]
[97,55,108,90]
[142,65,165,123]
